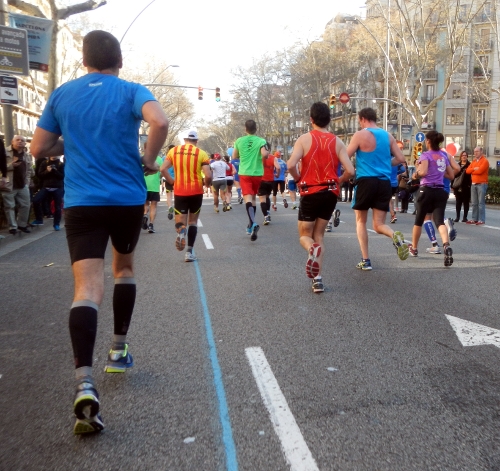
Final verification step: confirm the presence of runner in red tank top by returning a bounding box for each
[287,102,354,293]
[257,150,280,225]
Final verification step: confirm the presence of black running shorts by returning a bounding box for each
[352,177,392,211]
[272,181,286,195]
[257,181,274,197]
[414,186,448,227]
[146,191,160,202]
[174,194,203,215]
[65,205,143,264]
[298,191,337,222]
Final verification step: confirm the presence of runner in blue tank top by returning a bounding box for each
[346,107,409,270]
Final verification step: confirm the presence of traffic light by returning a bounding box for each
[416,142,423,156]
[412,144,418,162]
[215,87,221,102]
[198,86,203,100]
[329,94,336,109]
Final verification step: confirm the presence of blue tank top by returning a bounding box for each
[355,128,392,181]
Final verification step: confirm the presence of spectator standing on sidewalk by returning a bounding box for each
[465,147,489,225]
[453,151,472,222]
[31,155,64,230]
[2,135,33,234]
[30,30,169,435]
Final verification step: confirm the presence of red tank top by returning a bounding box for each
[262,156,276,182]
[298,130,340,196]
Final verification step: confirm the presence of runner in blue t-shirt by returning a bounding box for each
[30,30,169,435]
[272,151,289,209]
[229,146,243,203]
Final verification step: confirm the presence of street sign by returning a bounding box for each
[339,92,350,104]
[0,75,18,104]
[0,26,29,76]
[415,132,425,142]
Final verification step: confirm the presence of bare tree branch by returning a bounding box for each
[57,1,107,21]
[7,0,45,18]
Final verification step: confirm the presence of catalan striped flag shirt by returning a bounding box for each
[166,144,210,196]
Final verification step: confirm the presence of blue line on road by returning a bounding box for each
[193,260,238,471]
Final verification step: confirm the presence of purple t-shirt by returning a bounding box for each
[419,150,449,186]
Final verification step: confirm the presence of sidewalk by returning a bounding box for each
[0,218,59,257]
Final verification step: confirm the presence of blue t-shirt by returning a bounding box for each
[37,73,156,207]
[275,159,287,181]
[355,128,392,180]
[230,158,240,182]
[390,163,405,186]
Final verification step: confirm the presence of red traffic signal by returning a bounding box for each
[215,87,221,102]
[198,86,203,100]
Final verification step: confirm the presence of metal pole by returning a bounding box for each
[0,0,14,145]
[383,0,390,131]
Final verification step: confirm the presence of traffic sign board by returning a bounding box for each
[339,92,350,104]
[0,26,29,76]
[415,132,425,142]
[0,75,18,104]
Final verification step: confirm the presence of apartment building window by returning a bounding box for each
[450,87,462,99]
[446,109,465,125]
[445,135,464,152]
[478,55,489,68]
[425,84,434,100]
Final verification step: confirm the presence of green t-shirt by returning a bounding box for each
[234,134,267,176]
[144,156,164,192]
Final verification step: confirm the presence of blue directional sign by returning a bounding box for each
[415,132,425,142]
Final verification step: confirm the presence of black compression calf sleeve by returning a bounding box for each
[246,202,255,224]
[187,225,197,247]
[113,278,136,336]
[69,303,98,369]
[266,197,271,212]
[260,202,268,216]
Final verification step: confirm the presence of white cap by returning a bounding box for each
[186,130,198,140]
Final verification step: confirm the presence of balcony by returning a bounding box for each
[474,40,494,51]
[474,13,491,23]
[422,70,437,80]
[471,96,489,104]
[420,96,436,105]
[473,67,491,78]
[470,121,488,131]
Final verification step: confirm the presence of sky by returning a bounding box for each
[80,0,367,123]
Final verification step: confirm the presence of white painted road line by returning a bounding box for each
[202,234,214,249]
[245,347,319,471]
[483,225,500,230]
[197,219,203,227]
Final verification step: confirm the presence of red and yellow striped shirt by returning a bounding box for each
[166,144,210,196]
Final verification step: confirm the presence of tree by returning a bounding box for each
[121,59,195,151]
[356,0,490,128]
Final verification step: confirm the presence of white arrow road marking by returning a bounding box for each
[446,315,500,348]
[202,234,214,249]
[245,347,319,471]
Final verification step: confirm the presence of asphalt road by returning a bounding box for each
[1,194,499,471]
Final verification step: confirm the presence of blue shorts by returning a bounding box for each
[287,180,296,192]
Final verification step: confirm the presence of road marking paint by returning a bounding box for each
[197,219,203,227]
[194,262,238,471]
[202,234,214,249]
[245,347,319,471]
[483,225,500,230]
[446,315,500,349]
[367,229,376,233]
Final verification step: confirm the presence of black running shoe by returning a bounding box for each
[333,209,341,227]
[148,223,155,233]
[444,244,454,267]
[312,278,324,293]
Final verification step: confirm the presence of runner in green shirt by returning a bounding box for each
[143,151,164,233]
[232,119,269,241]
